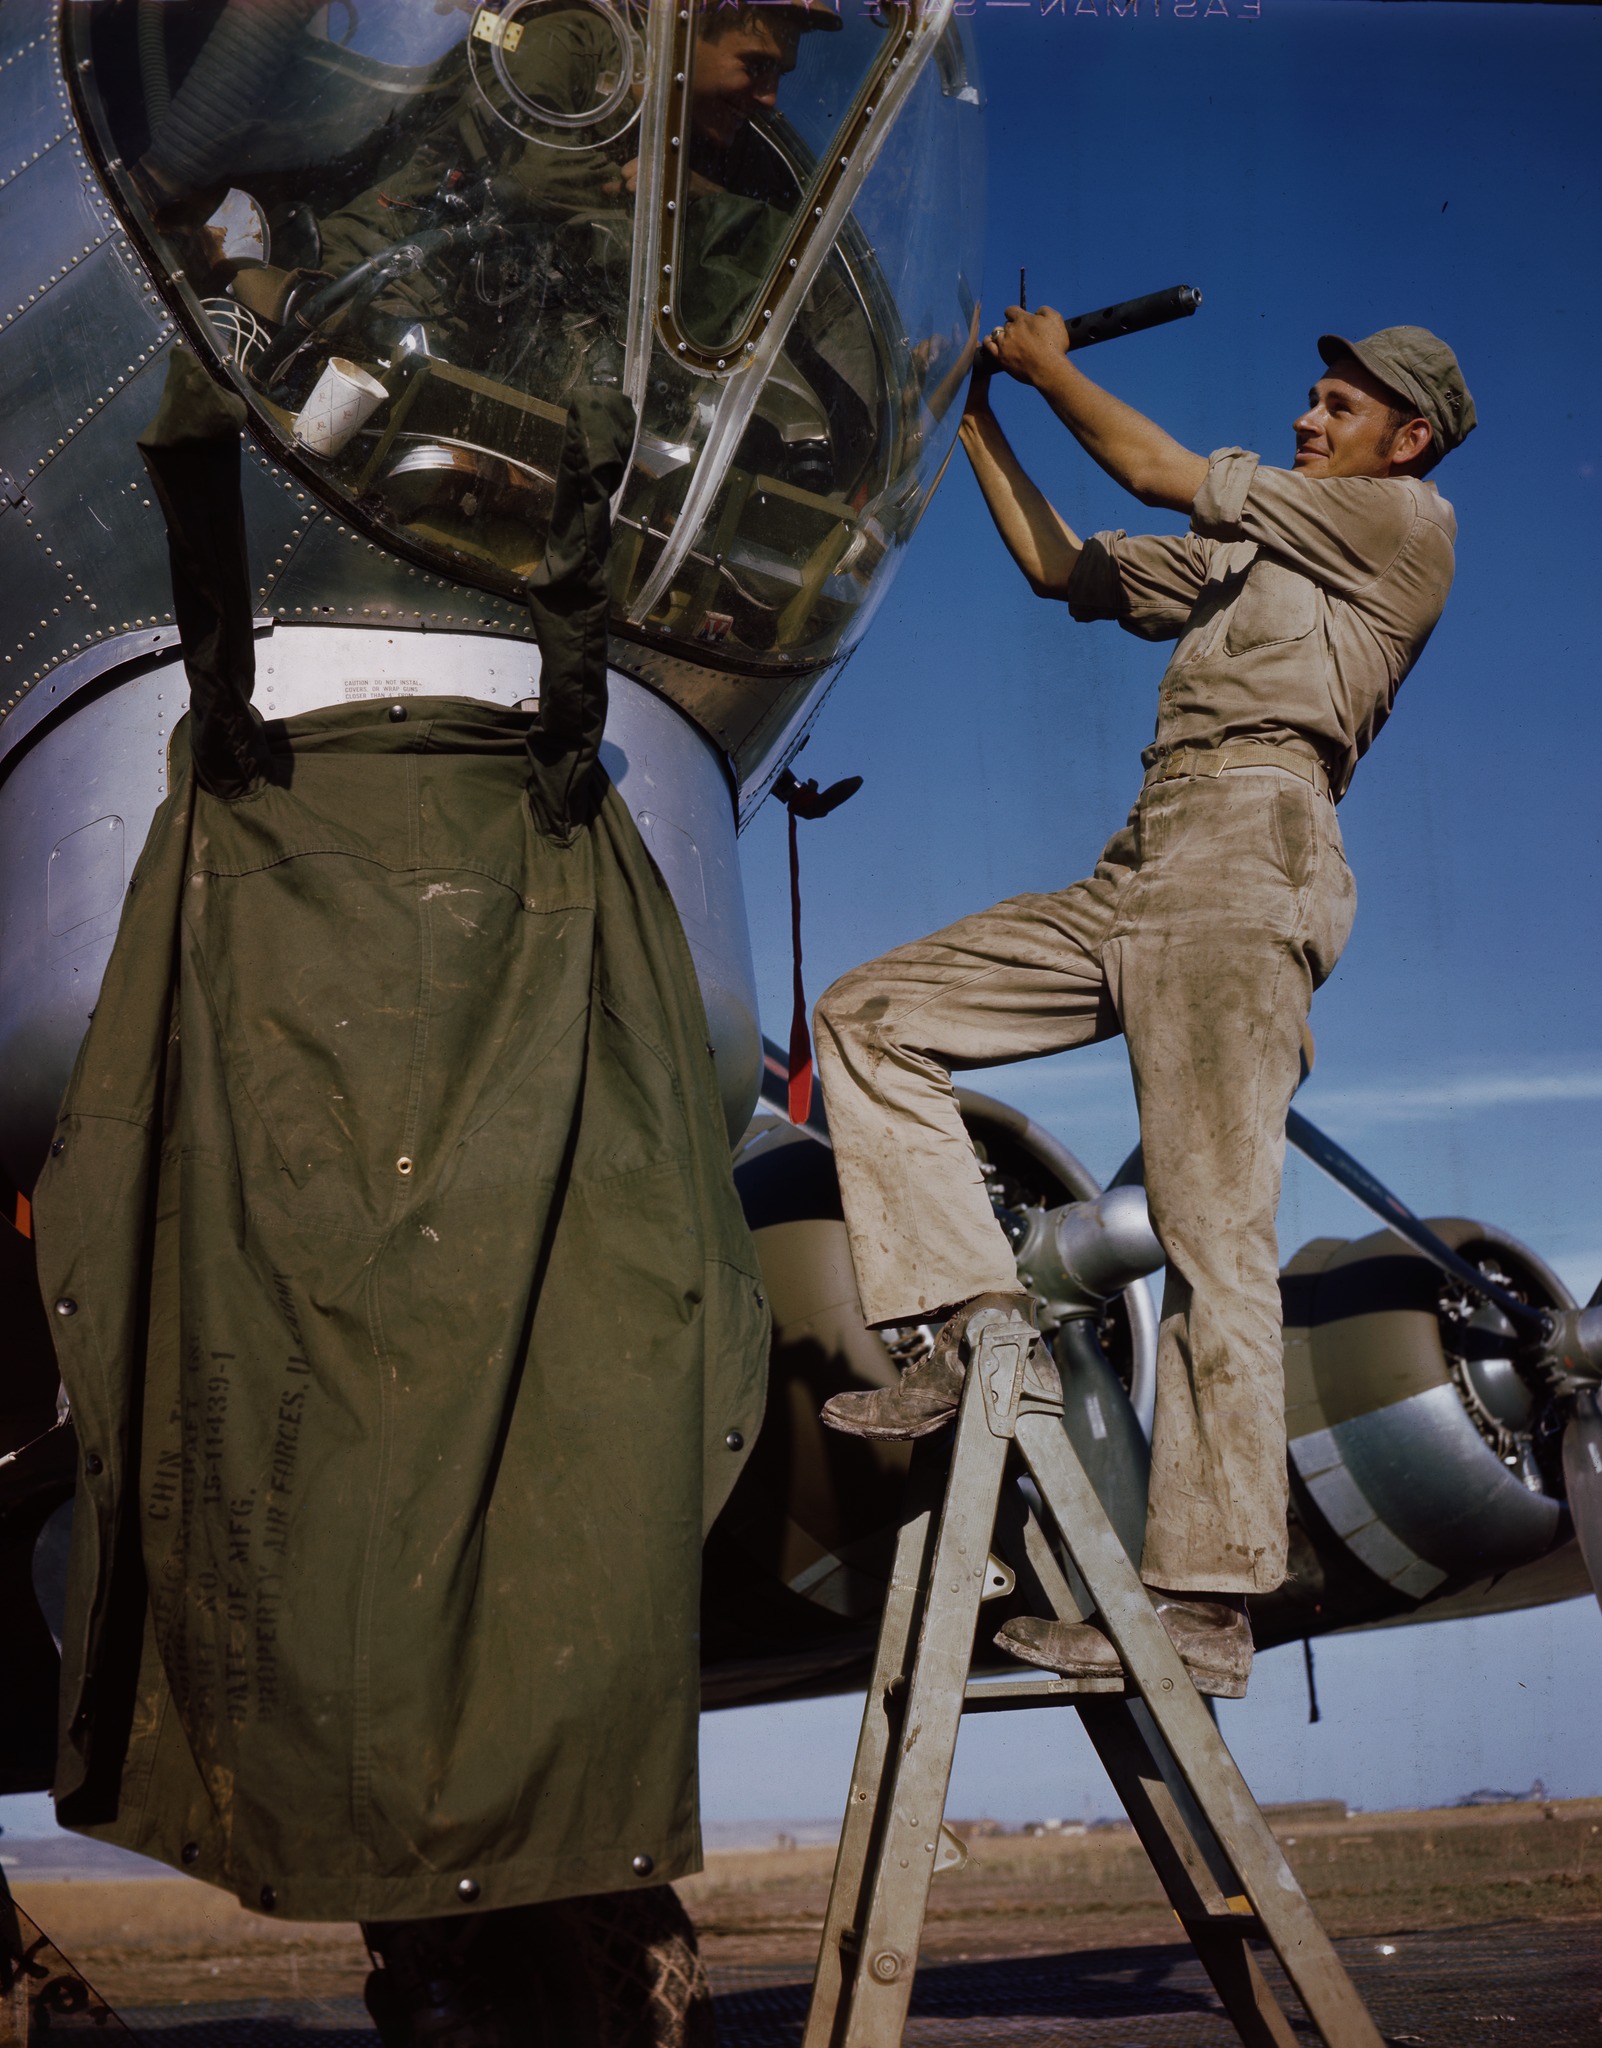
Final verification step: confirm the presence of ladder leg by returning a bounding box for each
[836,1314,1033,2048]
[1188,1924,1309,2048]
[990,1473,1086,1625]
[801,1444,946,2048]
[1078,1698,1301,2048]
[1015,1409,1384,2048]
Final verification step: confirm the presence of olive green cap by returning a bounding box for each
[1317,325,1477,459]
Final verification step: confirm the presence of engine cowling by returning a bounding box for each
[1281,1220,1575,1605]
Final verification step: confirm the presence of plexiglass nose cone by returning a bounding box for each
[69,0,985,803]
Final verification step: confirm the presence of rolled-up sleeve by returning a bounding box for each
[1191,446,1421,600]
[1066,529,1217,642]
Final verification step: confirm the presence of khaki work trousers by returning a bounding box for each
[814,766,1357,1595]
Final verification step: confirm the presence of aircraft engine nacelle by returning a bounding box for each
[701,1086,1157,1703]
[1280,1220,1577,1613]
[711,1102,1594,1685]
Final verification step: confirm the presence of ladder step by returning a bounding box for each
[962,1673,1126,1710]
[1180,1907,1268,1942]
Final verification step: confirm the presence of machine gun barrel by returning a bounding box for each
[1064,284,1202,351]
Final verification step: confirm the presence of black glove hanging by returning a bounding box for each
[137,348,266,801]
[524,387,636,842]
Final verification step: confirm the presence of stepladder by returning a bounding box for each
[801,1304,1387,2048]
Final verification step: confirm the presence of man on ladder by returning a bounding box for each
[814,313,1473,1696]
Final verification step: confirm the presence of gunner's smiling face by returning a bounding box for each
[691,20,801,149]
[1293,359,1429,480]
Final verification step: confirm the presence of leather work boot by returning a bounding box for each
[995,1591,1254,1699]
[362,1914,532,2048]
[820,1292,1053,1440]
[367,1886,714,2048]
[524,1884,716,2048]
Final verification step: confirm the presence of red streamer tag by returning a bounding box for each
[787,803,813,1124]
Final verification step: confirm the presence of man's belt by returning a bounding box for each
[1143,742,1333,801]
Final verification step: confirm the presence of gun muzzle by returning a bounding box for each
[1065,285,1202,351]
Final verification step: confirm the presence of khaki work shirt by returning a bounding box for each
[1066,448,1457,797]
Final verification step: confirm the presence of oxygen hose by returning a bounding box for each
[142,0,324,198]
[136,0,171,132]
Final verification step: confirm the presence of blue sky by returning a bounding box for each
[3,0,1598,1854]
[712,0,1602,1824]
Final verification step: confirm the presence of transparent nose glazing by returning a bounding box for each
[71,0,983,792]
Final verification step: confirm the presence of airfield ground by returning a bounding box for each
[7,1798,1601,2041]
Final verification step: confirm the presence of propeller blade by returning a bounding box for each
[1285,1109,1547,1340]
[1561,1391,1602,1610]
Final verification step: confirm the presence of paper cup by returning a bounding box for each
[293,357,389,458]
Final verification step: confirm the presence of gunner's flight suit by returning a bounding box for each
[815,448,1456,1596]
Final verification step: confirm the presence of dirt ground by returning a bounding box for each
[680,1796,1602,1973]
[9,1796,1601,2014]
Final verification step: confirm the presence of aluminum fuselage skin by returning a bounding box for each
[0,630,763,1184]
